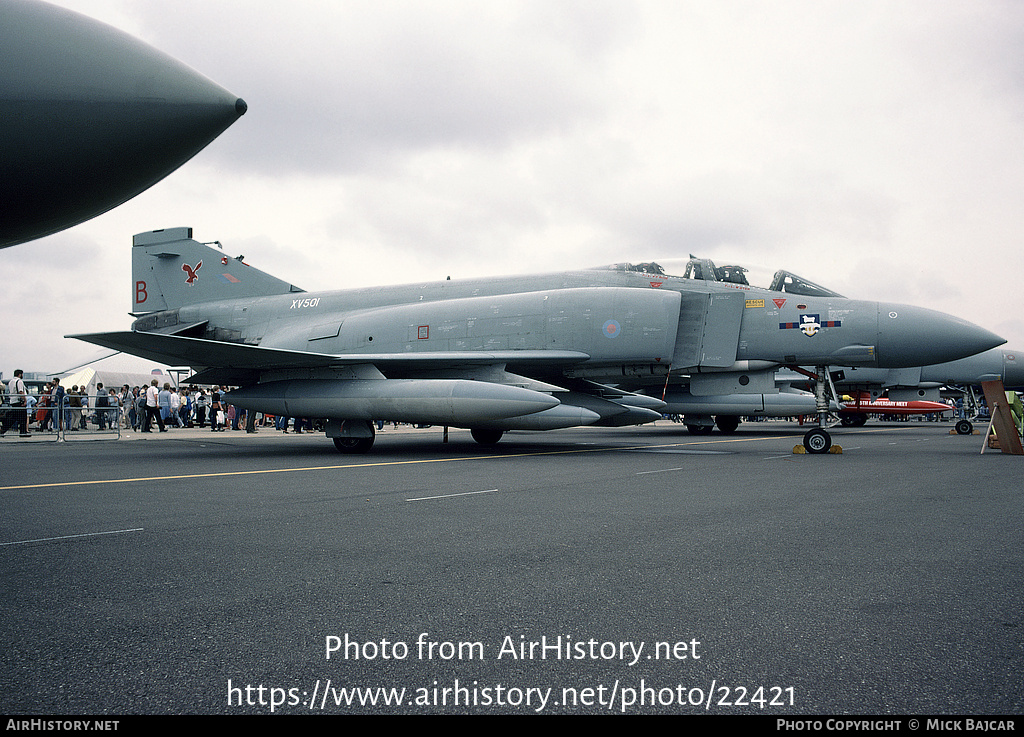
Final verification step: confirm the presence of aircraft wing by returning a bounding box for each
[68,330,591,384]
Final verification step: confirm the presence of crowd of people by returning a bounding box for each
[1,375,318,436]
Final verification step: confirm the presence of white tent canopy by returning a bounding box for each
[58,368,177,398]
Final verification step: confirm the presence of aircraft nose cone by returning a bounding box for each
[0,1,247,248]
[876,304,1005,368]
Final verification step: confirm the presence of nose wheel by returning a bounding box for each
[803,427,832,454]
[790,364,838,454]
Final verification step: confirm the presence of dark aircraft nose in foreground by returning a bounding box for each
[0,0,247,249]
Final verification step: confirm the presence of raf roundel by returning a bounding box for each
[603,319,621,339]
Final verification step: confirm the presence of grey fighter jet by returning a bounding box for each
[70,229,1004,453]
[0,0,246,249]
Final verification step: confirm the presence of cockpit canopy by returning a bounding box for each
[766,269,844,298]
[604,256,844,297]
[603,261,670,276]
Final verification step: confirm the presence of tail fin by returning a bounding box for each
[131,227,303,314]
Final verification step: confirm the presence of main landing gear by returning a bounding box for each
[715,415,740,434]
[683,416,740,435]
[471,428,504,446]
[332,422,375,453]
[330,423,506,453]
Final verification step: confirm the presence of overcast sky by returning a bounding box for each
[3,0,1022,380]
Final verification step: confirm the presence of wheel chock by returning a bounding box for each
[792,444,844,454]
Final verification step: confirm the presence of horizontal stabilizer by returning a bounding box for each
[68,330,338,370]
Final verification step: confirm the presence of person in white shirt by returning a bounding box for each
[143,379,166,432]
[5,369,30,437]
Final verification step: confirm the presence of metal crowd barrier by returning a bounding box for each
[8,394,125,442]
[62,393,123,442]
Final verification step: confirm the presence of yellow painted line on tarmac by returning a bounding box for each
[0,433,798,492]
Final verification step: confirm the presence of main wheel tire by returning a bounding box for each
[715,415,740,433]
[955,419,973,435]
[333,431,375,453]
[471,428,504,446]
[803,427,832,454]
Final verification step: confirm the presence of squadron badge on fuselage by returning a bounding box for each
[799,314,821,336]
[779,313,841,337]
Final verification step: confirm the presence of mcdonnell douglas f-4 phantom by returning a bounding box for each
[70,229,1004,453]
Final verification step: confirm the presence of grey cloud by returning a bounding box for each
[126,1,634,175]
